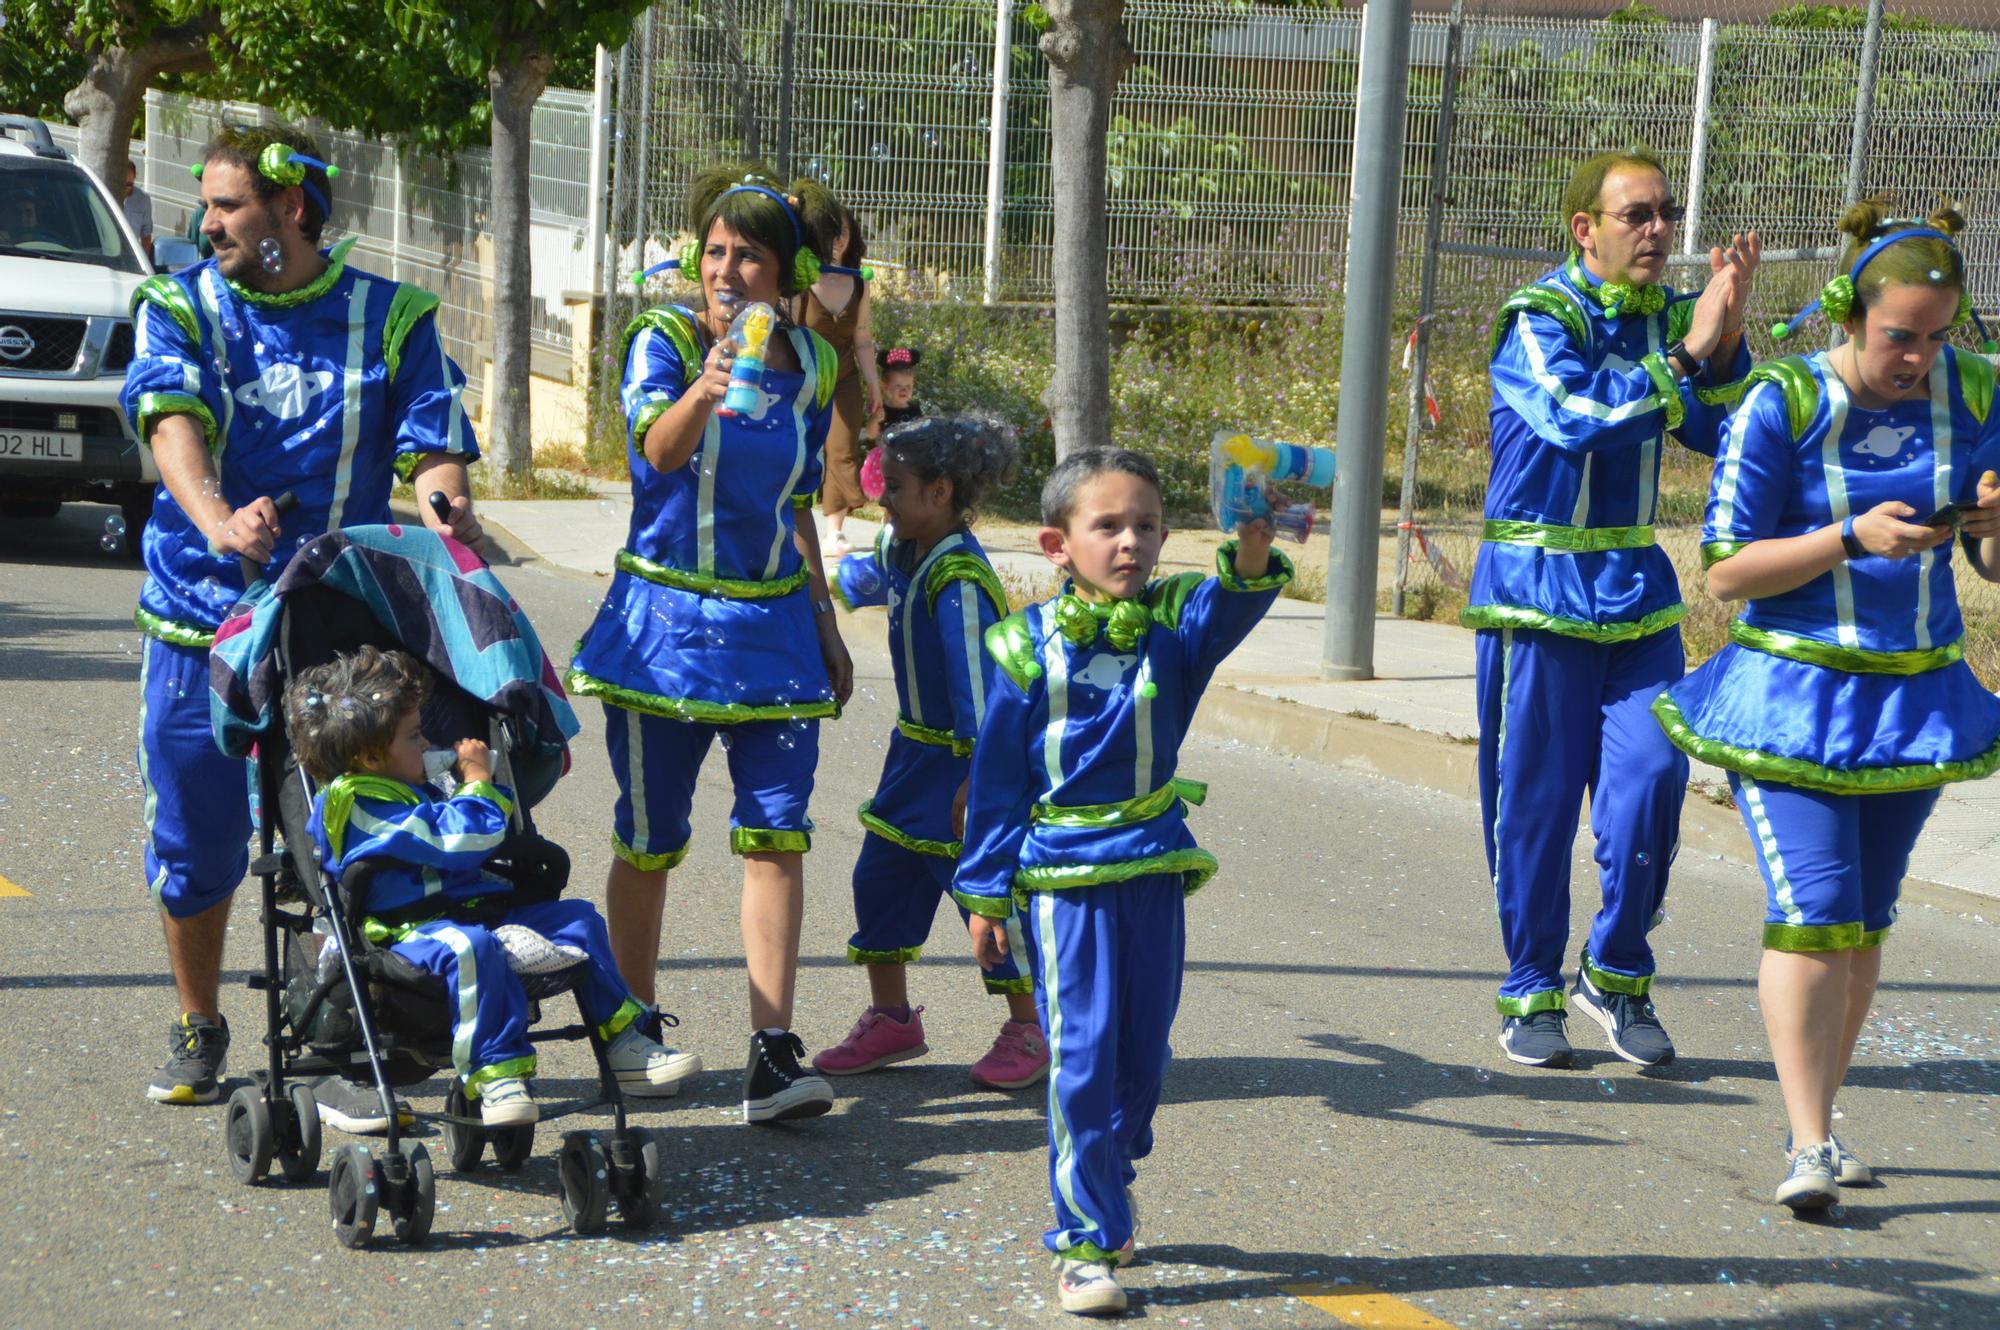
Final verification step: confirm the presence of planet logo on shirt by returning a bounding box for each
[1072,653,1137,691]
[1851,424,1917,462]
[234,362,339,421]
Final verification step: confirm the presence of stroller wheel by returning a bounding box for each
[442,1081,486,1173]
[558,1131,611,1234]
[328,1144,383,1249]
[224,1085,275,1184]
[276,1081,324,1182]
[491,1121,535,1171]
[613,1127,666,1230]
[389,1142,436,1246]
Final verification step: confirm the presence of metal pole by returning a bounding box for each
[586,44,611,287]
[1392,1,1464,619]
[599,42,634,396]
[1682,18,1716,257]
[981,0,1015,305]
[1322,0,1414,681]
[633,8,657,279]
[390,149,407,285]
[1339,1,1371,284]
[775,0,798,179]
[1844,0,1885,207]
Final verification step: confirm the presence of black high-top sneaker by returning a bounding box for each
[742,1029,834,1124]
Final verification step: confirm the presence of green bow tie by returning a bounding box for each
[1567,257,1666,318]
[1053,594,1152,652]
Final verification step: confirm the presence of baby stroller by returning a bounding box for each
[208,517,666,1249]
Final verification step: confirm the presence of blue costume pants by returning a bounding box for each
[848,832,1029,993]
[384,898,640,1097]
[604,704,818,867]
[1475,625,1687,1012]
[1017,875,1185,1261]
[1729,774,1938,952]
[139,637,254,918]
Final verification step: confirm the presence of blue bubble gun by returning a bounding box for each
[1208,430,1335,543]
[717,302,777,418]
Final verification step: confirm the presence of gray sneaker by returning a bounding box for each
[1788,1131,1872,1186]
[147,1013,229,1105]
[1777,1140,1840,1210]
[311,1075,414,1135]
[1498,1009,1572,1067]
[1056,1256,1127,1316]
[1570,971,1675,1066]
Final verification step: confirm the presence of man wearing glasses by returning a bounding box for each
[1467,149,1760,1070]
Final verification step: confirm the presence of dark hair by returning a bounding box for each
[878,346,922,373]
[1040,447,1162,528]
[829,201,867,267]
[1560,147,1667,253]
[685,162,839,296]
[281,646,428,783]
[202,122,332,244]
[882,413,1019,523]
[1835,193,1967,312]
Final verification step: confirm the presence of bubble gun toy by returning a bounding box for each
[717,302,777,418]
[1208,429,1334,543]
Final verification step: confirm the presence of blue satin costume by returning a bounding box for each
[121,241,478,916]
[566,305,839,864]
[831,526,1026,992]
[1657,349,2000,949]
[954,545,1291,1262]
[307,775,643,1097]
[1465,257,1750,1014]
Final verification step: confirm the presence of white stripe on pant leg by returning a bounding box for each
[627,709,652,853]
[1035,891,1091,1243]
[1491,628,1515,914]
[1001,912,1028,977]
[1739,776,1801,925]
[431,925,484,1082]
[138,641,169,905]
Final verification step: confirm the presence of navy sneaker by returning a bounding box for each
[1777,1140,1840,1210]
[147,1013,229,1104]
[1570,971,1675,1066]
[1498,1009,1572,1067]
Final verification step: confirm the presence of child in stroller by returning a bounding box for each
[283,645,695,1126]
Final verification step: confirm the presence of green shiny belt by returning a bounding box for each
[1032,776,1208,828]
[1483,519,1655,552]
[616,549,809,600]
[897,716,974,757]
[1730,619,1963,676]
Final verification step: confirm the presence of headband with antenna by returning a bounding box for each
[190,143,340,221]
[629,178,874,287]
[1772,223,1994,351]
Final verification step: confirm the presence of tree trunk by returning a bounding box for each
[1039,0,1128,460]
[61,17,219,196]
[487,50,557,477]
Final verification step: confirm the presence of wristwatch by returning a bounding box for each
[1664,339,1699,378]
[812,597,835,617]
[1840,514,1867,560]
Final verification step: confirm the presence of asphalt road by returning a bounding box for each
[2,503,1997,1330]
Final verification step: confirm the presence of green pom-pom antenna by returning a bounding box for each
[1769,320,1793,341]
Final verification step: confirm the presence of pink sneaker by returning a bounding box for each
[811,1005,928,1075]
[970,1018,1049,1089]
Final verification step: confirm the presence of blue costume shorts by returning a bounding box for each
[1728,774,1939,952]
[139,637,253,918]
[604,704,818,868]
[848,832,1029,993]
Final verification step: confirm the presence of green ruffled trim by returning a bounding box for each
[132,274,200,341]
[1652,691,2000,793]
[1730,619,1963,676]
[896,716,974,757]
[791,491,818,509]
[1580,949,1652,997]
[983,975,1035,996]
[382,284,441,382]
[455,780,514,817]
[1483,519,1655,552]
[612,833,689,872]
[1060,1241,1119,1264]
[847,943,924,965]
[320,772,423,861]
[1032,777,1207,829]
[730,826,812,855]
[1639,351,1687,432]
[596,996,646,1041]
[621,305,705,384]
[858,799,960,858]
[464,1054,538,1100]
[1763,921,1884,953]
[925,552,1009,619]
[134,391,218,454]
[1957,347,1995,425]
[951,888,1012,920]
[1668,294,1695,344]
[984,612,1043,691]
[1702,540,1749,568]
[615,548,811,600]
[134,606,217,649]
[1459,601,1686,643]
[1214,541,1295,593]
[1491,282,1591,358]
[224,236,356,308]
[1010,848,1220,898]
[567,668,840,725]
[1147,572,1202,630]
[1747,356,1821,441]
[630,397,673,449]
[1496,989,1566,1017]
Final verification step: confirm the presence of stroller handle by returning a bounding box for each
[238,490,300,588]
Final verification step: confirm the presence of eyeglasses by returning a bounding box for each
[1599,204,1686,231]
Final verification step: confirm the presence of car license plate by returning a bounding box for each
[0,430,83,462]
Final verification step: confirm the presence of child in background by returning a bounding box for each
[286,647,697,1128]
[955,448,1287,1316]
[815,416,1049,1090]
[875,346,926,433]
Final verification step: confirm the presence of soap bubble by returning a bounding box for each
[775,731,797,751]
[101,532,120,551]
[1636,851,1652,866]
[105,514,127,538]
[870,142,890,162]
[851,96,868,115]
[1598,1079,1616,1096]
[258,236,284,274]
[719,732,734,752]
[921,130,939,150]
[704,626,726,648]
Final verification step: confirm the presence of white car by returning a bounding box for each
[0,114,157,554]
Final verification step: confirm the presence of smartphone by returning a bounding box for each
[1922,500,1981,528]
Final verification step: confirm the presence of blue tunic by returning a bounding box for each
[567,305,841,721]
[1466,258,1749,640]
[833,526,1007,851]
[1658,348,2000,791]
[121,239,478,643]
[307,775,515,919]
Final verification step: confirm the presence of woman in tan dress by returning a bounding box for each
[791,206,881,558]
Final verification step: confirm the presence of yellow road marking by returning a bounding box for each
[0,873,31,898]
[1284,1282,1461,1329]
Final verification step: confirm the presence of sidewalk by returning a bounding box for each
[478,492,2000,902]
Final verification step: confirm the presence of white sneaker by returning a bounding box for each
[605,1024,703,1098]
[825,530,853,558]
[478,1076,539,1128]
[1056,1257,1127,1316]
